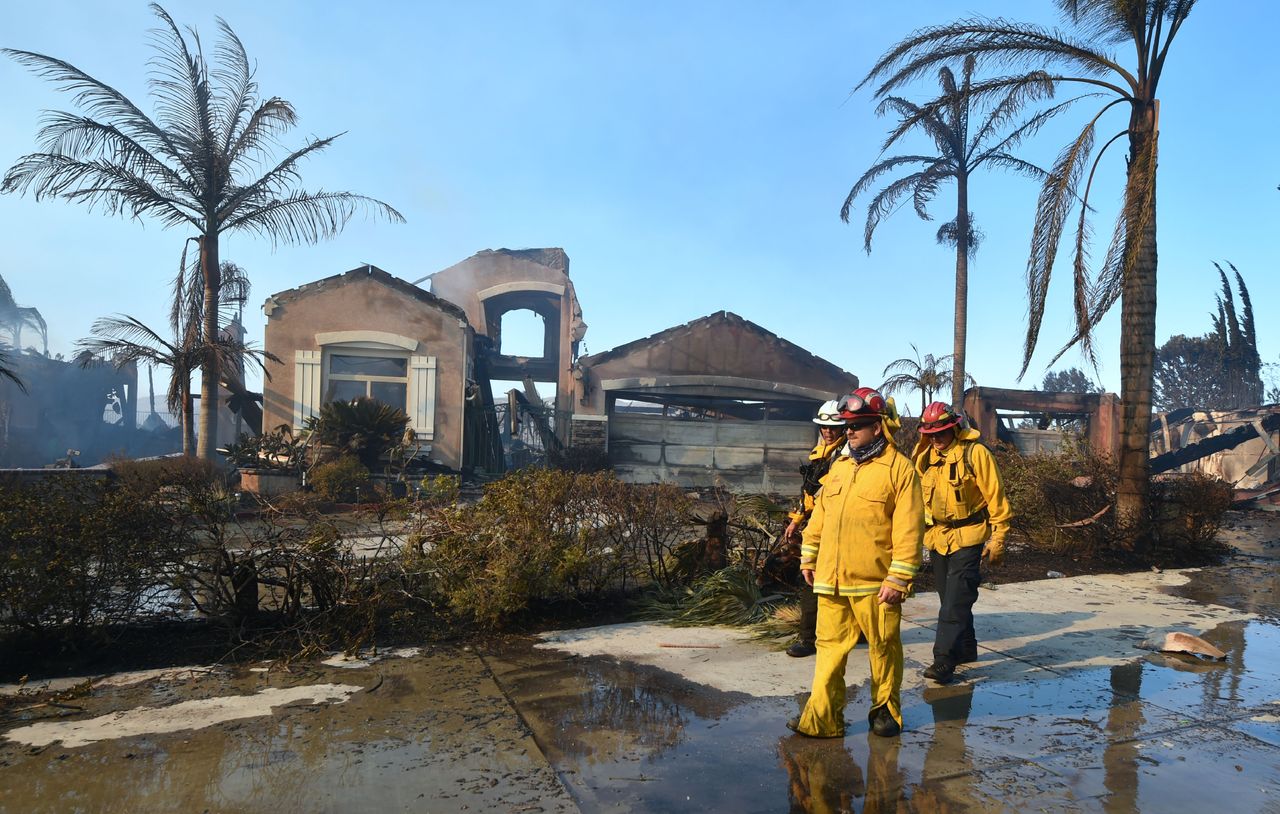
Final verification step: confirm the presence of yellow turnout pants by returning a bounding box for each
[795,593,904,737]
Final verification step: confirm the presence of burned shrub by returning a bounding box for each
[221,425,309,473]
[421,468,691,629]
[893,416,920,458]
[307,397,410,471]
[994,440,1233,564]
[417,474,460,508]
[107,454,224,497]
[1149,473,1234,562]
[993,439,1115,555]
[0,476,178,637]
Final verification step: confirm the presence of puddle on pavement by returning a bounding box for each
[493,625,1280,812]
[1164,562,1280,619]
[0,647,573,814]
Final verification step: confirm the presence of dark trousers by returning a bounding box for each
[797,575,818,645]
[931,544,982,662]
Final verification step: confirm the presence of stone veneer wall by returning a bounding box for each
[569,415,608,452]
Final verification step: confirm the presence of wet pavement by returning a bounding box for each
[501,570,1280,812]
[0,648,573,813]
[4,518,1280,812]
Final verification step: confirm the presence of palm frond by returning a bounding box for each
[911,162,952,219]
[211,15,257,154]
[220,189,405,245]
[1,47,187,166]
[31,113,196,201]
[1020,117,1096,376]
[842,154,937,223]
[216,132,342,214]
[2,153,193,226]
[0,351,27,393]
[979,153,1049,181]
[859,169,938,252]
[225,98,299,172]
[145,3,214,150]
[876,96,958,156]
[83,314,177,355]
[858,19,1135,98]
[965,70,1057,154]
[936,214,983,256]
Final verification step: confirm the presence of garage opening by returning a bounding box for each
[609,391,819,493]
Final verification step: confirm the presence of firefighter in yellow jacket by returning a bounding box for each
[788,387,924,738]
[912,402,1013,684]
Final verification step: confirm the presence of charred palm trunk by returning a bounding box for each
[952,173,970,409]
[182,382,196,456]
[197,233,221,461]
[1115,103,1159,551]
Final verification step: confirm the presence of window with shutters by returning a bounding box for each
[294,338,436,440]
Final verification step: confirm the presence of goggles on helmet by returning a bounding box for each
[836,388,886,419]
[919,401,961,434]
[920,419,957,432]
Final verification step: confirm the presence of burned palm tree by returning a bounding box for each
[79,251,275,455]
[860,0,1199,547]
[4,4,403,460]
[844,56,1068,407]
[0,272,47,355]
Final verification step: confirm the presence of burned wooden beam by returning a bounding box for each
[1149,411,1280,474]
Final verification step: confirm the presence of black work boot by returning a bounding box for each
[923,657,956,684]
[786,716,844,738]
[869,707,901,737]
[786,640,817,658]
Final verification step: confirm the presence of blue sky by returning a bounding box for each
[2,2,1277,412]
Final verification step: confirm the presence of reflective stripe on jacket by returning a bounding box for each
[799,443,924,596]
[911,427,1013,555]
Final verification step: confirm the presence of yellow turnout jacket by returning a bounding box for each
[799,443,924,597]
[911,427,1013,555]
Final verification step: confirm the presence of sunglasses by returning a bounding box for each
[846,420,879,431]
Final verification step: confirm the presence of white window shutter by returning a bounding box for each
[294,350,322,429]
[408,356,437,439]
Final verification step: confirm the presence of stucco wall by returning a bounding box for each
[262,273,471,470]
[429,249,572,334]
[428,248,586,422]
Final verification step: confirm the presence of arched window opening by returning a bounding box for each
[499,309,545,358]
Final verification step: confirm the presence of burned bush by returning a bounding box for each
[420,469,691,629]
[0,475,179,637]
[993,439,1233,563]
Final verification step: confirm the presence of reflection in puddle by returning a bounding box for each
[499,617,1280,813]
[778,734,907,814]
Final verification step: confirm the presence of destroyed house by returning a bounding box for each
[260,251,857,490]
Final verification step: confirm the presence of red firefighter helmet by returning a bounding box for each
[919,401,962,434]
[836,387,887,422]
